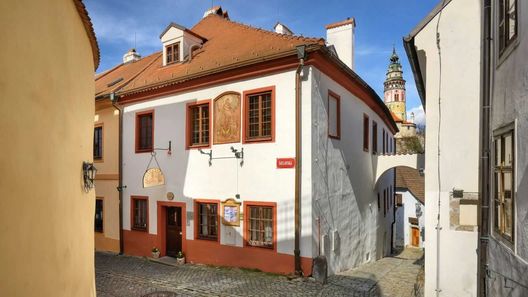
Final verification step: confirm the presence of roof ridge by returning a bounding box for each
[201,14,324,45]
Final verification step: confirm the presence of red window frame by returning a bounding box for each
[363,114,369,152]
[244,202,277,250]
[194,199,220,241]
[135,110,154,153]
[372,121,378,155]
[186,100,211,149]
[243,86,275,143]
[131,196,149,232]
[94,124,103,161]
[327,90,341,139]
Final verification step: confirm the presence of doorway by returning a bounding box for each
[411,227,420,247]
[166,207,182,257]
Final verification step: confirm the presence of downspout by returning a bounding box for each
[110,93,125,255]
[294,45,306,275]
[477,1,492,296]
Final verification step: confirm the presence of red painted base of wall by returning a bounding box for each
[123,230,312,276]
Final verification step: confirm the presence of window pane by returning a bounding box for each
[504,196,513,237]
[507,0,517,40]
[504,134,513,166]
[95,199,103,232]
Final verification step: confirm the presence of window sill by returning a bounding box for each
[328,135,341,140]
[497,38,520,69]
[135,148,153,154]
[244,137,274,144]
[132,227,148,232]
[246,243,274,250]
[197,236,219,242]
[187,143,210,150]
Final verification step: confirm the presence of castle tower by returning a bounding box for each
[384,47,406,121]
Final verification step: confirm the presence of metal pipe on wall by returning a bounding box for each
[477,0,492,295]
[111,94,125,255]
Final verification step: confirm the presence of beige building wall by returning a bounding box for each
[94,104,120,252]
[0,0,98,296]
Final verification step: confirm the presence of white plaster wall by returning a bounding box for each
[413,0,481,296]
[395,190,424,248]
[122,69,313,258]
[310,66,395,275]
[161,26,202,65]
[486,0,528,295]
[326,24,354,70]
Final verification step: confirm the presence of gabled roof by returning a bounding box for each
[95,52,161,99]
[117,14,325,95]
[396,167,424,204]
[159,22,207,42]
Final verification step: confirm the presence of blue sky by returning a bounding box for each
[85,0,439,124]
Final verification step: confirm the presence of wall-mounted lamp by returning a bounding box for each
[83,161,97,192]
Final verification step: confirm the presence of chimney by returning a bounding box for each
[325,17,355,70]
[410,112,415,123]
[274,22,293,35]
[123,48,141,64]
[203,6,228,19]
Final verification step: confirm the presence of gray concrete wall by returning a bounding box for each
[487,1,528,295]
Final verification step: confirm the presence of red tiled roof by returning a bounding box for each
[118,14,324,95]
[95,52,161,98]
[325,18,356,30]
[73,0,99,70]
[396,167,424,204]
[391,111,403,122]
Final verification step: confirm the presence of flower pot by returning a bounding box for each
[152,251,160,259]
[176,257,185,265]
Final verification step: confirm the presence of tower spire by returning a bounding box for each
[383,47,407,121]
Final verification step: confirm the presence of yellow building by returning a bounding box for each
[93,99,121,252]
[0,0,99,296]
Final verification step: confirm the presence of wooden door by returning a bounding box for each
[411,227,420,247]
[166,207,182,257]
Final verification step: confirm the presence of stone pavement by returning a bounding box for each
[95,248,424,297]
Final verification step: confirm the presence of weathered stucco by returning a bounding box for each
[310,67,395,275]
[410,0,482,296]
[0,0,97,295]
[486,0,528,295]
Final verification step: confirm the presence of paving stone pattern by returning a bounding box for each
[96,249,423,297]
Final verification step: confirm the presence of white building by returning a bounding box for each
[394,167,425,249]
[100,7,398,276]
[404,0,481,296]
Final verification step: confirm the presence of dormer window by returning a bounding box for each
[160,22,207,67]
[166,42,180,64]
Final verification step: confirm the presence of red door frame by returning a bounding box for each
[157,201,187,257]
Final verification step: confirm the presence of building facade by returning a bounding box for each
[0,0,99,296]
[394,167,425,249]
[100,7,398,276]
[480,0,528,296]
[93,99,121,252]
[404,0,481,296]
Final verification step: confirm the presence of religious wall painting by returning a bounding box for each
[213,92,241,144]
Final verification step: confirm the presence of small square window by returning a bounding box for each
[131,196,148,231]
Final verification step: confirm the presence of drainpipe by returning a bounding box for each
[294,45,306,275]
[477,1,491,296]
[111,92,125,255]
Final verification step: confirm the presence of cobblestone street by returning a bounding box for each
[96,249,423,297]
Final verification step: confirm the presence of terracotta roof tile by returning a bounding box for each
[95,52,161,98]
[396,167,424,204]
[117,14,324,95]
[325,18,356,30]
[390,111,403,122]
[73,0,99,70]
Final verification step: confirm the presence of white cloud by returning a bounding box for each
[407,105,425,127]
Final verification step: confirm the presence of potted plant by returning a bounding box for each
[151,247,160,259]
[176,251,185,265]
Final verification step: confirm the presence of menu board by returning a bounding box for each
[222,198,241,226]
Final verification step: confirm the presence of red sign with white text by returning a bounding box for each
[276,158,295,169]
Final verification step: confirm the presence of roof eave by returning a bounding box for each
[317,46,399,134]
[403,36,426,108]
